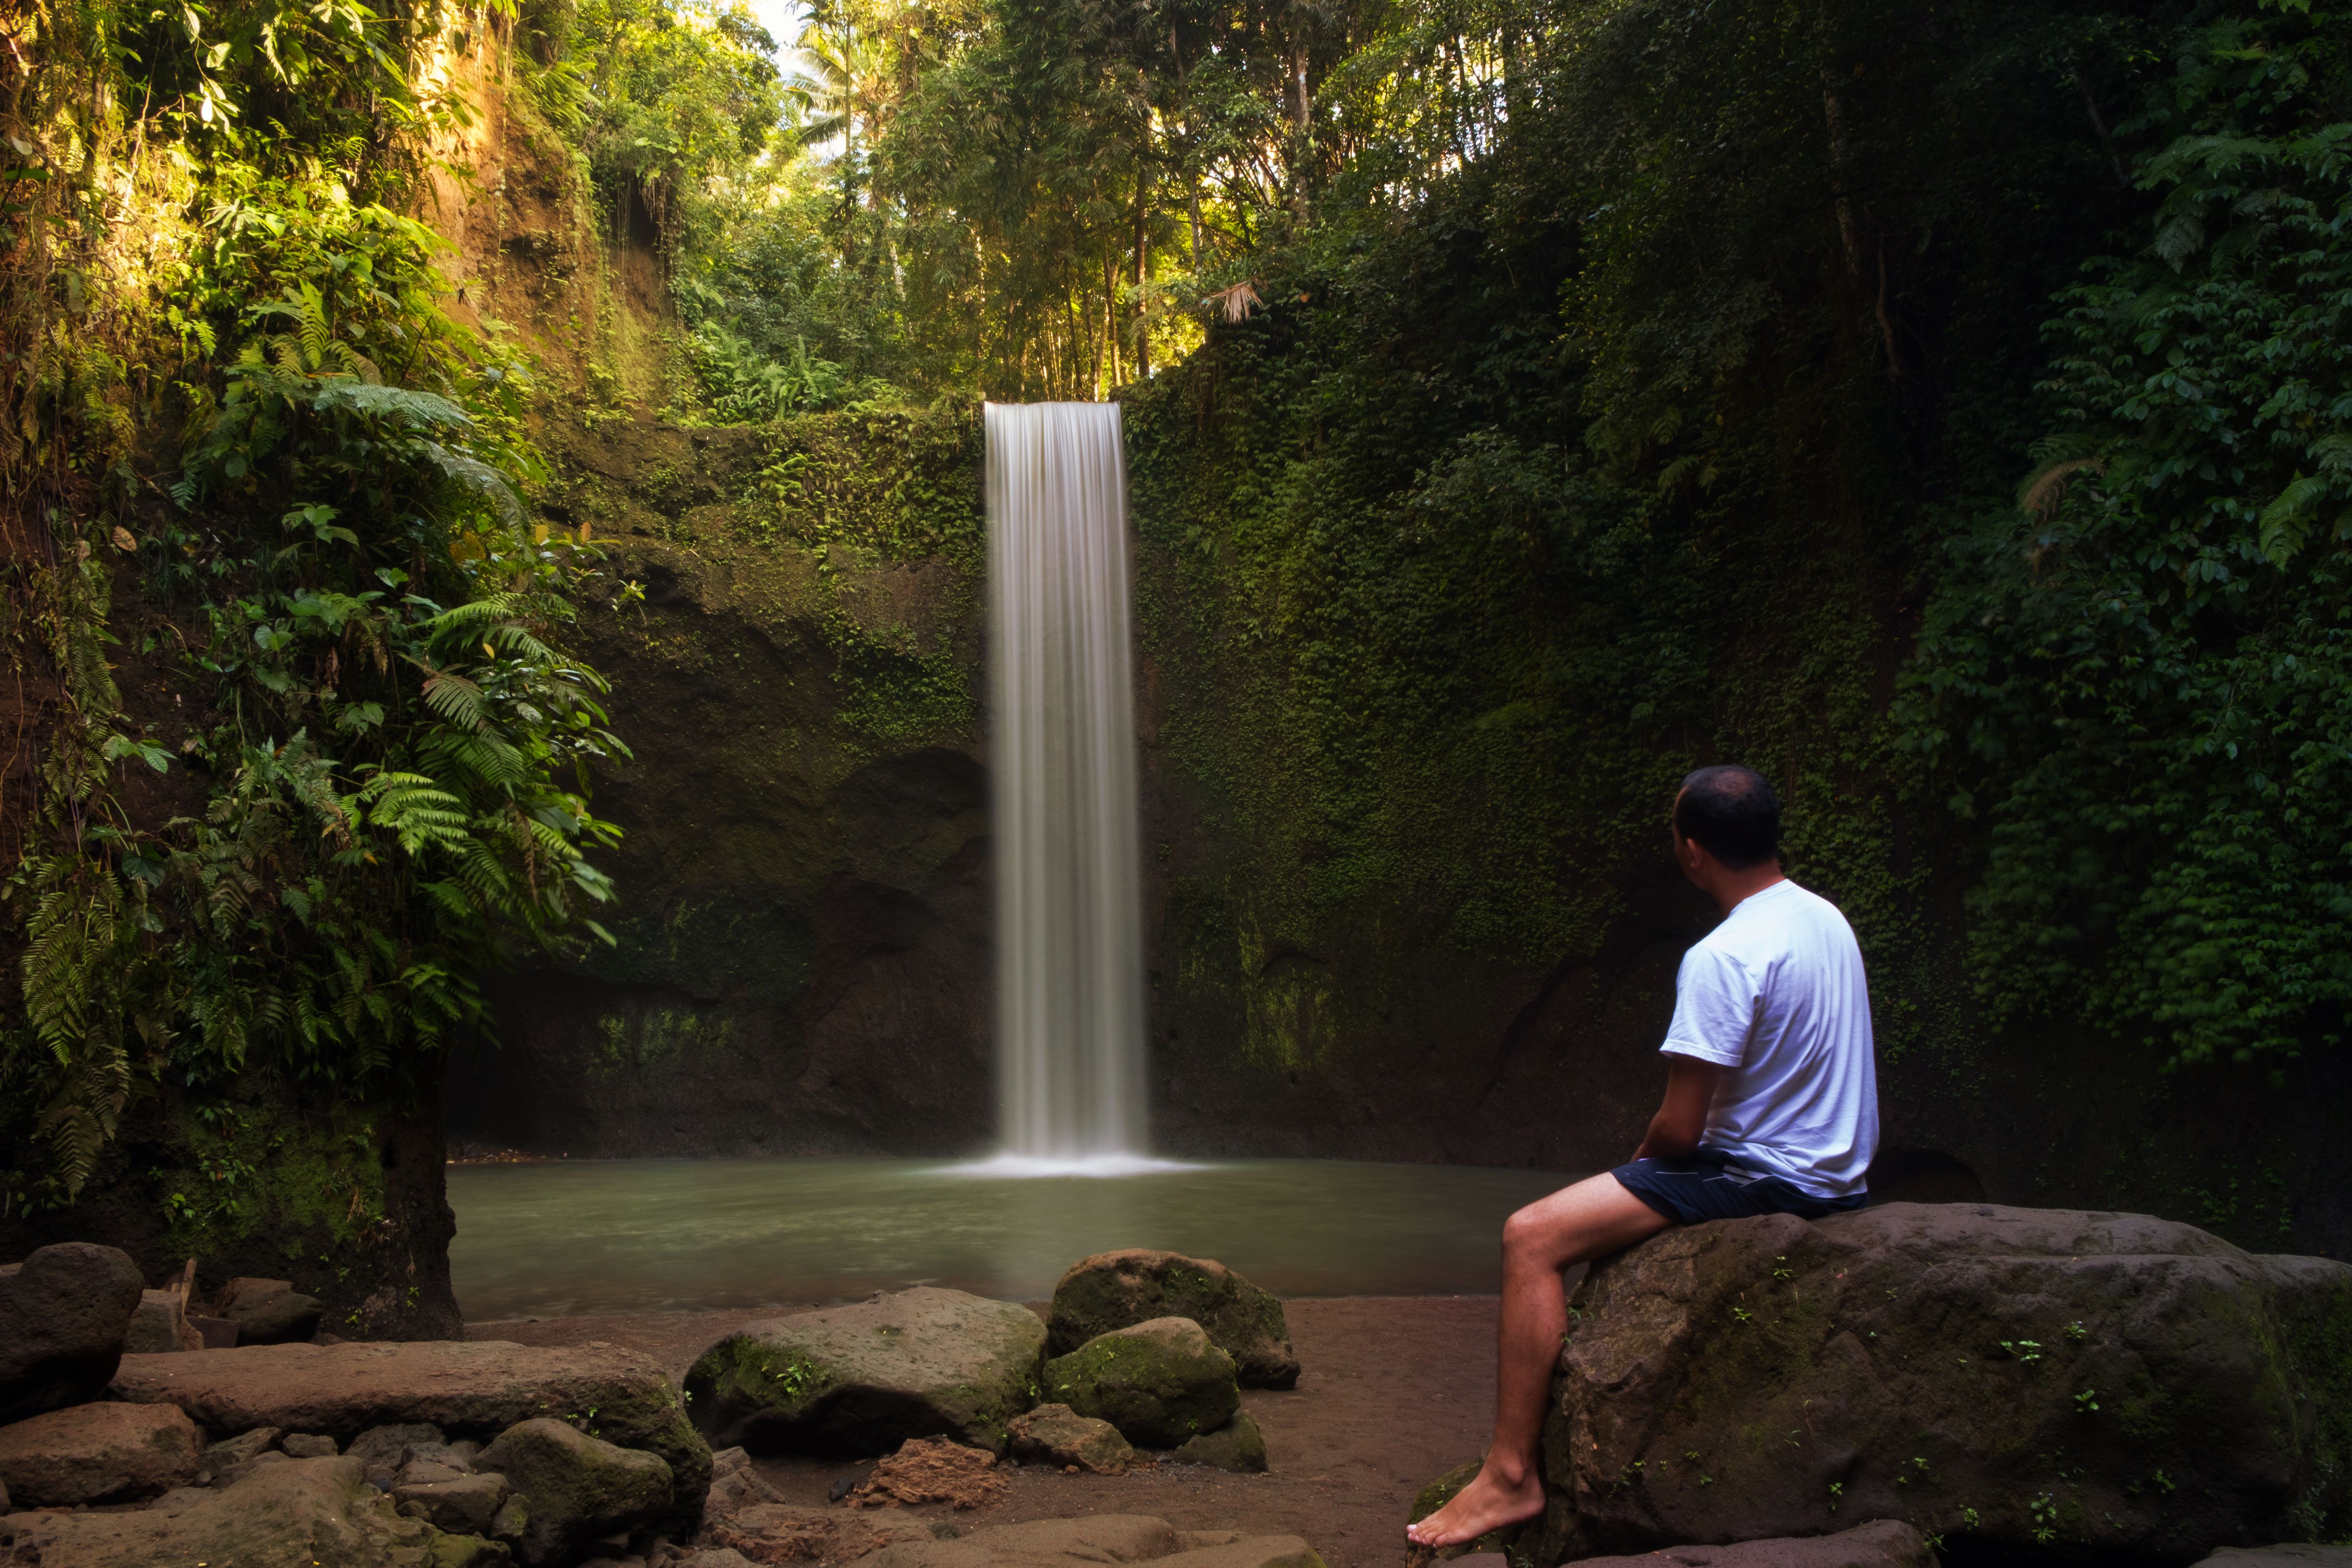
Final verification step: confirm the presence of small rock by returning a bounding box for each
[491,1492,530,1541]
[475,1416,673,1567]
[2196,1553,2352,1566]
[124,1290,202,1355]
[1008,1403,1135,1474]
[401,1457,470,1487]
[1049,1251,1301,1389]
[706,1462,781,1516]
[215,1278,325,1347]
[680,1552,758,1568]
[281,1432,338,1458]
[395,1470,513,1535]
[845,1436,1007,1510]
[350,1421,446,1488]
[1042,1318,1240,1449]
[0,1400,204,1505]
[1167,1410,1266,1473]
[0,1244,144,1424]
[204,1426,283,1467]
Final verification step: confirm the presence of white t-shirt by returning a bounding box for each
[1660,879,1878,1198]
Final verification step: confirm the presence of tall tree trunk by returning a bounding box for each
[1134,161,1152,378]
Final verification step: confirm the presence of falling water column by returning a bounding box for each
[986,402,1148,1163]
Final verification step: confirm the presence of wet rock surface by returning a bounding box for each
[684,1286,1046,1456]
[0,1242,144,1421]
[1008,1403,1136,1474]
[0,1398,203,1504]
[850,1514,1324,1568]
[1050,1251,1301,1390]
[1529,1204,2352,1563]
[476,1415,674,1566]
[1561,1520,1934,1568]
[108,1336,710,1531]
[1044,1317,1241,1450]
[0,1452,504,1567]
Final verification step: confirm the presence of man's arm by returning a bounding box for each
[1632,1053,1724,1161]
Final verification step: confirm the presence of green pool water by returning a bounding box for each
[445,1157,1575,1320]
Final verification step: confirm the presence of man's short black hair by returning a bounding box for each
[1673,765,1782,870]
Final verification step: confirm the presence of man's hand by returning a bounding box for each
[1631,1053,1724,1161]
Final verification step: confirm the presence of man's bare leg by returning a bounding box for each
[1405,1173,1671,1548]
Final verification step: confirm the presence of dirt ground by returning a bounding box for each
[470,1296,1503,1568]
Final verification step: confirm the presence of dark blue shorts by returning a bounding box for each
[1612,1148,1867,1225]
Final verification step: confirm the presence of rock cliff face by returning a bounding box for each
[417,38,2352,1265]
[450,413,993,1158]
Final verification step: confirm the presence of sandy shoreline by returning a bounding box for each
[468,1295,1500,1568]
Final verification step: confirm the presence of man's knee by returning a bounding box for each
[1502,1201,1568,1265]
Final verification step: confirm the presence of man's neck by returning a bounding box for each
[1709,862,1786,916]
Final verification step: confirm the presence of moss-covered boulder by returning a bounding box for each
[1049,1249,1299,1389]
[475,1416,671,1567]
[1528,1204,2352,1565]
[1168,1409,1267,1473]
[683,1286,1045,1457]
[1042,1317,1239,1449]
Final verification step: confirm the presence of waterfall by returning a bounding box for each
[984,402,1150,1169]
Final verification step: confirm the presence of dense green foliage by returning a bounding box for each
[11,0,2352,1228]
[1909,6,2352,1069]
[1,0,620,1204]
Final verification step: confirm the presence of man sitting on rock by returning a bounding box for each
[1406,764,1879,1549]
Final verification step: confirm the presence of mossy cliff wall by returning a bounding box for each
[448,408,993,1156]
[425,50,2352,1258]
[464,357,2352,1257]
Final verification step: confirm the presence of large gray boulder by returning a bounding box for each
[1525,1203,2352,1564]
[0,1453,503,1567]
[683,1286,1045,1456]
[0,1243,143,1422]
[476,1415,672,1566]
[1049,1250,1300,1389]
[0,1399,203,1504]
[109,1337,709,1536]
[1043,1316,1239,1449]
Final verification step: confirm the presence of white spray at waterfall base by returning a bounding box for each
[980,402,1184,1177]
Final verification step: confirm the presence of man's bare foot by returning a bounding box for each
[1405,1461,1546,1548]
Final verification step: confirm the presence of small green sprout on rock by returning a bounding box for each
[2066,1320,2087,1342]
[2029,1493,2059,1544]
[1828,1481,1843,1513]
[1772,1256,1793,1281]
[2075,1388,2100,1413]
[2001,1339,2042,1363]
